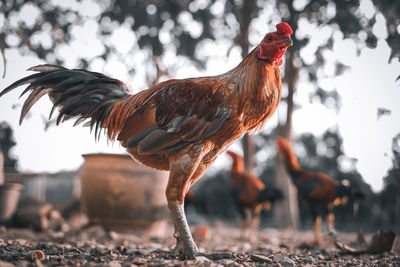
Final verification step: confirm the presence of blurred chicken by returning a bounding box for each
[227,151,283,241]
[276,136,360,245]
[1,22,293,259]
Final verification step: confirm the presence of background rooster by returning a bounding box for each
[276,136,362,246]
[0,22,293,260]
[227,150,283,241]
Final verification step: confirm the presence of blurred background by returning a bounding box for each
[0,0,399,234]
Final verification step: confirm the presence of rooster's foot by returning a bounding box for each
[172,243,234,261]
[172,243,198,260]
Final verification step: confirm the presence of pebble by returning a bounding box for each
[273,254,296,267]
[304,255,315,263]
[24,250,45,261]
[273,254,285,262]
[196,256,211,261]
[282,257,295,267]
[218,259,240,266]
[250,253,273,263]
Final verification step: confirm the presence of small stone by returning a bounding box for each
[25,250,45,261]
[281,257,295,267]
[106,261,122,267]
[304,255,315,263]
[196,256,211,261]
[109,231,119,240]
[273,254,285,262]
[273,255,295,267]
[250,253,273,263]
[218,259,240,267]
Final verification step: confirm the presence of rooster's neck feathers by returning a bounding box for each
[279,143,301,172]
[223,47,282,131]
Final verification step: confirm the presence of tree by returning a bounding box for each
[380,134,400,231]
[268,0,399,227]
[1,1,219,81]
[0,122,18,173]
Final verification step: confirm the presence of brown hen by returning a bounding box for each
[276,136,359,246]
[227,151,283,241]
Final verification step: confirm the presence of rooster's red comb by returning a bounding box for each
[276,22,293,35]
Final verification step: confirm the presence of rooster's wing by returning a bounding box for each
[118,77,232,155]
[295,171,337,201]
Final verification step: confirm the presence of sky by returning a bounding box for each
[0,0,399,192]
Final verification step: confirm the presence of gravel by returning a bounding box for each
[0,224,399,266]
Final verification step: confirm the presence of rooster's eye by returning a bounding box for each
[267,36,273,42]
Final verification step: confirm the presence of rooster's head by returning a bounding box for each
[258,22,293,65]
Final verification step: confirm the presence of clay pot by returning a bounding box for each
[79,153,169,231]
[0,183,24,223]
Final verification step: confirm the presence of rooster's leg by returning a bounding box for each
[327,212,335,232]
[237,205,247,240]
[249,204,262,242]
[240,218,247,240]
[314,215,322,246]
[166,154,201,260]
[167,155,233,260]
[168,201,198,259]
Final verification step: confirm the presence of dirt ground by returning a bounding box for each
[0,222,399,266]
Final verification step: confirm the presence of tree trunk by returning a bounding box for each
[238,0,256,172]
[275,156,299,228]
[242,134,254,171]
[0,152,4,185]
[274,41,300,228]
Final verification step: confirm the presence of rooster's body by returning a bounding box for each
[276,137,358,245]
[1,23,293,260]
[227,151,282,241]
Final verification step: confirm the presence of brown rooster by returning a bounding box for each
[0,22,293,259]
[227,151,283,241]
[276,136,356,246]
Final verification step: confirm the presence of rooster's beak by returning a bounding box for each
[280,38,293,48]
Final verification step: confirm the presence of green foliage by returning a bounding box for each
[0,122,18,173]
[1,0,398,110]
[372,0,400,60]
[379,134,400,231]
[1,0,398,69]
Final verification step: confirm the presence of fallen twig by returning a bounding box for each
[330,230,397,255]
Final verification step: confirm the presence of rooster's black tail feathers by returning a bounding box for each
[0,64,130,139]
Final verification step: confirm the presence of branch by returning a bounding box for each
[330,231,397,255]
[0,38,6,79]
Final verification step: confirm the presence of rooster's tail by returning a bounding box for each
[0,64,132,140]
[336,179,366,201]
